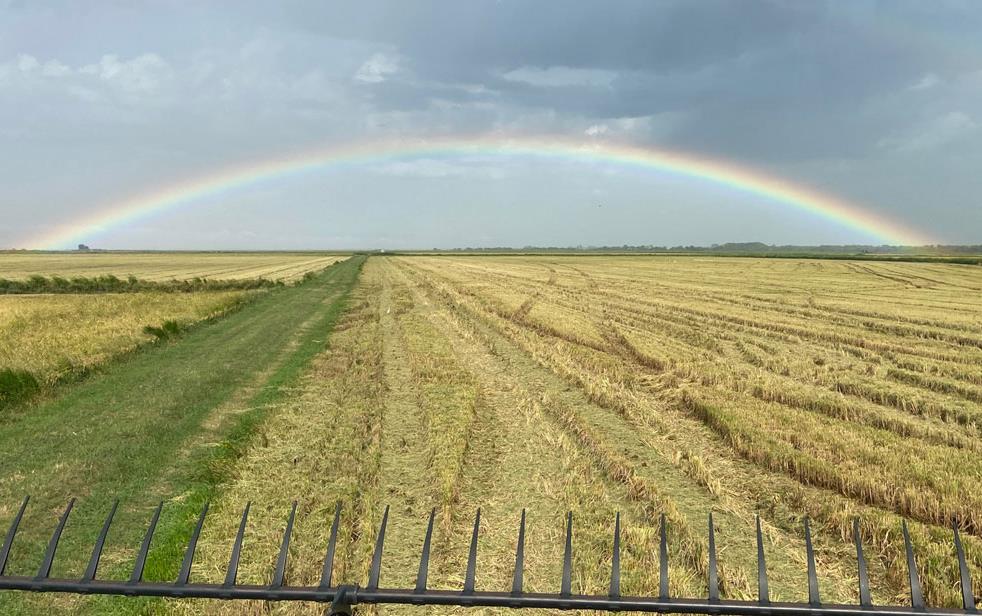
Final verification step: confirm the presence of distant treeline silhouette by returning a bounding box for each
[428,243,982,264]
[0,274,294,294]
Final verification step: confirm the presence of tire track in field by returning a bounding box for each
[396,258,870,604]
[386,260,682,607]
[390,260,786,601]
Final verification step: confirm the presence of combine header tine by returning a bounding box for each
[224,502,251,587]
[320,501,342,589]
[415,508,436,593]
[902,521,925,609]
[708,512,719,602]
[366,505,389,592]
[464,509,481,594]
[36,498,75,580]
[511,509,527,596]
[271,501,297,588]
[853,518,872,607]
[609,512,621,599]
[0,495,29,576]
[176,503,209,585]
[659,513,669,599]
[130,501,163,584]
[805,518,820,606]
[8,494,981,615]
[82,499,119,582]
[561,511,574,597]
[756,515,769,605]
[953,523,976,612]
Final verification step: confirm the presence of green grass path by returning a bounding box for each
[0,256,364,613]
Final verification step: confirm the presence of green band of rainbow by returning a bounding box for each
[24,136,932,249]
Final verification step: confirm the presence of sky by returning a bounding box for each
[1,0,981,249]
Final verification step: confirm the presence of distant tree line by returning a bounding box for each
[437,242,982,254]
[0,274,290,294]
[425,243,982,264]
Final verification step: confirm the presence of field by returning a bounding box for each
[0,254,979,615]
[0,252,347,282]
[0,253,349,409]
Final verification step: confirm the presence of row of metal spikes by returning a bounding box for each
[0,496,978,613]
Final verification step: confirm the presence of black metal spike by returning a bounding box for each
[0,495,29,576]
[853,518,872,607]
[224,502,251,587]
[130,501,163,584]
[609,512,621,599]
[36,499,75,580]
[320,501,343,589]
[271,501,297,588]
[511,509,526,596]
[561,511,574,597]
[903,520,924,609]
[708,512,719,602]
[902,521,924,609]
[176,503,209,585]
[756,515,769,605]
[82,500,119,582]
[804,518,820,606]
[366,505,389,591]
[415,509,436,593]
[463,508,481,594]
[659,513,669,599]
[953,523,976,612]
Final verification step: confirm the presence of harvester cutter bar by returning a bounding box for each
[0,496,976,615]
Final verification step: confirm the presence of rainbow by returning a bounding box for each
[24,136,932,248]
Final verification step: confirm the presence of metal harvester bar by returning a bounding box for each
[0,496,978,615]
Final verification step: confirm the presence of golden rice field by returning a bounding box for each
[170,255,981,615]
[0,252,347,282]
[0,291,246,385]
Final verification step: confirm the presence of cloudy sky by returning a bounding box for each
[1,0,980,249]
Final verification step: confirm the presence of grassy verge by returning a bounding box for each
[0,256,364,614]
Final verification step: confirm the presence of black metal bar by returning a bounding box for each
[561,511,573,597]
[0,495,29,576]
[756,515,769,605]
[952,524,976,613]
[271,501,297,588]
[36,499,75,580]
[176,503,209,585]
[902,521,924,610]
[366,505,389,592]
[1,577,977,616]
[464,508,481,594]
[708,512,719,602]
[415,509,436,593]
[610,512,621,599]
[130,501,163,584]
[853,518,872,607]
[4,499,982,616]
[321,501,342,589]
[82,500,119,582]
[805,518,820,606]
[659,512,669,599]
[512,509,526,596]
[224,502,251,587]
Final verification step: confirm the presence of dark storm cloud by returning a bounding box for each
[264,0,979,161]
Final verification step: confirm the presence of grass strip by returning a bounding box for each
[0,256,363,615]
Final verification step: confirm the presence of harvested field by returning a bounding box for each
[0,255,979,615]
[0,252,347,282]
[149,255,980,615]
